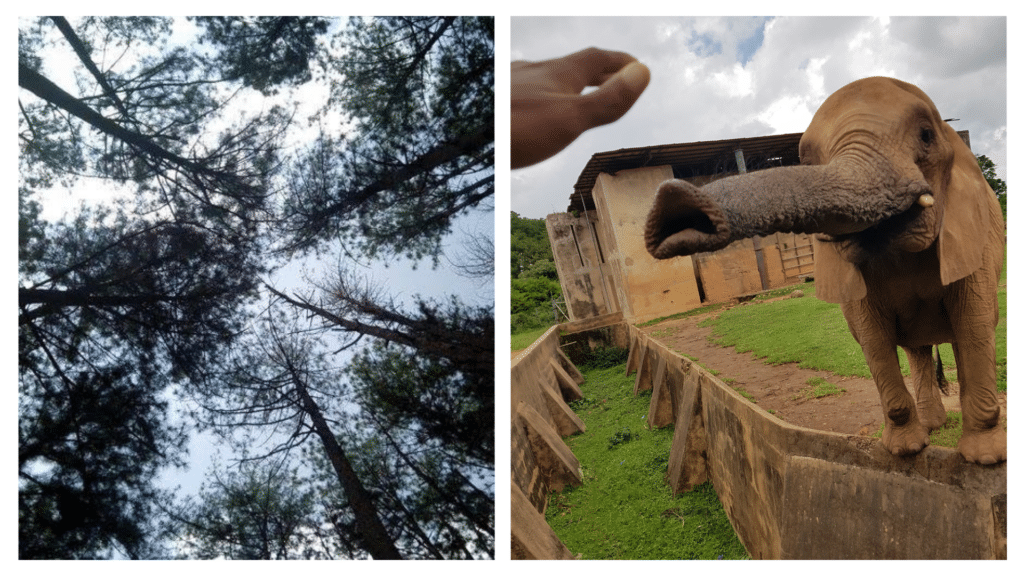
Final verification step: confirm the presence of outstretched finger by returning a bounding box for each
[557,47,642,92]
[578,60,651,128]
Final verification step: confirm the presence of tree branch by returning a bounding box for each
[19,62,234,182]
[49,17,132,120]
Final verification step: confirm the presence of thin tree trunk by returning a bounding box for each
[288,370,402,559]
[48,17,131,119]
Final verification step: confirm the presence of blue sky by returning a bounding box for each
[510,16,1008,220]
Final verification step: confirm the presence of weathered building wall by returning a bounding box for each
[692,238,764,302]
[545,212,617,321]
[547,165,816,322]
[692,233,814,303]
[590,167,702,324]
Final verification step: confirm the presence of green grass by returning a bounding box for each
[701,283,1007,392]
[797,377,846,399]
[544,361,749,560]
[927,412,964,448]
[700,284,875,377]
[637,302,727,327]
[511,325,553,350]
[749,285,808,301]
[732,386,757,403]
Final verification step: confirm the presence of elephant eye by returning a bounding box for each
[920,127,934,146]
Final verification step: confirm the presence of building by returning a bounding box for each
[546,132,815,324]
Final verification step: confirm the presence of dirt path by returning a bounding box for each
[639,307,1007,437]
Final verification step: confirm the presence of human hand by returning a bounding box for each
[511,47,651,169]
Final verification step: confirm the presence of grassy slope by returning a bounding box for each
[544,363,748,560]
[697,282,1007,446]
[702,284,1007,392]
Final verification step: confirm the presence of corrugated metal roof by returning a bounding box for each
[568,132,803,212]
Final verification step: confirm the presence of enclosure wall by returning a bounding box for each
[628,325,1007,559]
[509,319,1007,559]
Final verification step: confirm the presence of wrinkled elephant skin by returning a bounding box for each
[645,77,1005,464]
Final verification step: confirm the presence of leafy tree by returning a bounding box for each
[19,16,494,560]
[978,154,1007,218]
[511,211,554,279]
[19,18,286,226]
[19,363,184,559]
[306,416,493,559]
[347,344,492,468]
[19,16,284,558]
[346,347,494,557]
[195,306,402,559]
[281,17,494,262]
[510,276,561,316]
[510,212,562,332]
[167,460,327,559]
[266,270,494,558]
[191,17,330,94]
[521,259,559,280]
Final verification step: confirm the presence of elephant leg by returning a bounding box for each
[950,339,1005,464]
[902,345,947,430]
[843,303,929,456]
[945,251,1005,465]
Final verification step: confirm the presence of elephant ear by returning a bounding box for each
[813,236,866,303]
[937,130,991,285]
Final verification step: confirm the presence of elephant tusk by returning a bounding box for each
[917,193,935,208]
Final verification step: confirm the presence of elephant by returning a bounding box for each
[644,77,1005,464]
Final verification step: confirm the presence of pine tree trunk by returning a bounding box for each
[291,375,402,560]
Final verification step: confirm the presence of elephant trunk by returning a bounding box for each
[645,162,933,259]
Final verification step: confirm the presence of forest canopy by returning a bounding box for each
[19,16,493,560]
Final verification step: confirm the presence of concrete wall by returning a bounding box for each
[545,212,617,321]
[509,320,1006,560]
[510,314,629,560]
[591,167,702,324]
[691,234,810,303]
[692,238,765,302]
[629,326,1007,560]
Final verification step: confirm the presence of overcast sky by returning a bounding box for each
[510,16,1007,220]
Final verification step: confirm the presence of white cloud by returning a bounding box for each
[756,94,814,135]
[712,62,754,99]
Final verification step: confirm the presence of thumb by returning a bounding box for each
[579,61,651,128]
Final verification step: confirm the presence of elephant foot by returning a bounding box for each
[958,426,1006,465]
[916,397,947,431]
[882,421,930,457]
